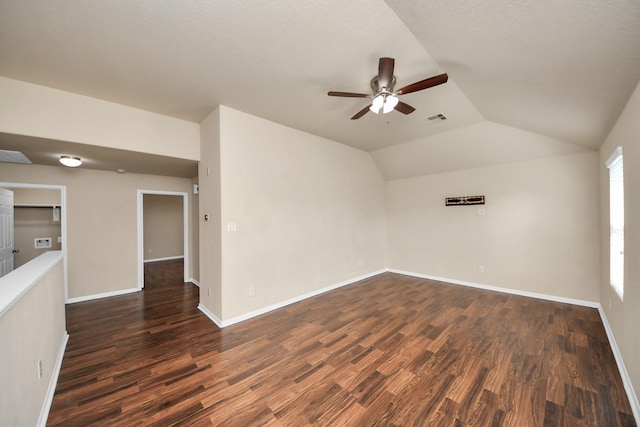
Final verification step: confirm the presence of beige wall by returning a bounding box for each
[0,254,65,427]
[599,81,640,402]
[387,152,600,302]
[217,107,387,320]
[0,77,200,160]
[143,194,184,261]
[13,188,61,205]
[14,207,62,268]
[0,163,195,299]
[199,108,222,316]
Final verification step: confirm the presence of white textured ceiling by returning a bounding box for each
[386,0,640,149]
[0,0,639,178]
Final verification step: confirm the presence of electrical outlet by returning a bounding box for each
[208,288,211,297]
[478,265,485,273]
[248,287,255,297]
[38,360,43,379]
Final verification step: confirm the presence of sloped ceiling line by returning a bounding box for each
[0,0,638,178]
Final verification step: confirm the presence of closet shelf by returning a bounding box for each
[14,204,60,208]
[14,220,61,226]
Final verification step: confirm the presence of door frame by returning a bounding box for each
[0,188,14,277]
[137,189,189,289]
[0,182,68,299]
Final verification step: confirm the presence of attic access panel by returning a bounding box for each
[0,150,32,164]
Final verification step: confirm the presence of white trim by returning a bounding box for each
[606,147,625,300]
[137,191,144,289]
[60,187,68,301]
[144,255,184,264]
[66,287,139,304]
[597,305,640,422]
[181,193,189,283]
[190,278,200,287]
[37,331,69,427]
[387,269,599,308]
[204,269,386,328]
[198,303,223,328]
[137,190,189,289]
[0,183,68,300]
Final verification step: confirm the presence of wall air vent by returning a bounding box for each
[0,149,32,164]
[426,113,447,122]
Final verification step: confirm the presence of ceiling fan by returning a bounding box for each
[328,57,448,120]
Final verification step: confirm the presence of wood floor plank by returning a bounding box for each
[46,260,636,426]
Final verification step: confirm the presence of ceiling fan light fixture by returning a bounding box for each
[383,95,399,114]
[59,155,82,167]
[369,95,384,114]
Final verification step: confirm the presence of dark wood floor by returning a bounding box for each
[47,260,636,426]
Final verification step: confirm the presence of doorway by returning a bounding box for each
[0,182,67,297]
[137,190,189,289]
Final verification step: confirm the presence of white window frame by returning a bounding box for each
[605,147,624,300]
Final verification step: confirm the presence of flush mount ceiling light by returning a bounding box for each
[59,155,82,167]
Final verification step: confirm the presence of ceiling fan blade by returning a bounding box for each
[394,101,416,115]
[396,73,448,95]
[377,57,395,90]
[351,105,371,120]
[328,91,370,98]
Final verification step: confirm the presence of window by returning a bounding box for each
[606,147,624,299]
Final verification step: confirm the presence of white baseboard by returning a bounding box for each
[189,278,200,287]
[198,304,223,328]
[200,269,386,329]
[65,287,140,304]
[388,268,638,423]
[143,255,184,264]
[387,269,599,308]
[38,331,69,427]
[596,305,640,422]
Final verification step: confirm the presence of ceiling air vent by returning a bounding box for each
[426,113,447,122]
[0,149,32,164]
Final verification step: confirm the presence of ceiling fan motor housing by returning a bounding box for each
[371,76,397,94]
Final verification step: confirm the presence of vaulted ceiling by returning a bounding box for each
[1,0,639,179]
